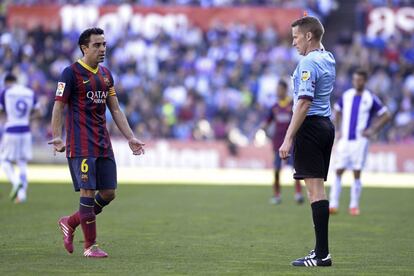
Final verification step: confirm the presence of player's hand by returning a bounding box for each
[279,138,292,160]
[128,137,145,155]
[362,128,375,138]
[47,137,66,155]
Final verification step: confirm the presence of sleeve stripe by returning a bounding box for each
[108,87,116,96]
[377,106,388,116]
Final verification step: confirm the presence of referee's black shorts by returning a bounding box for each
[293,115,335,181]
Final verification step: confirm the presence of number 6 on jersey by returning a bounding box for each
[81,158,89,173]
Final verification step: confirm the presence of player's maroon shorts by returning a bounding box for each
[293,116,335,181]
[68,156,117,191]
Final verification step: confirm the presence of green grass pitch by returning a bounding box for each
[1,182,413,275]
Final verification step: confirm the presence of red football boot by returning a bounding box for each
[58,216,75,253]
[83,244,108,258]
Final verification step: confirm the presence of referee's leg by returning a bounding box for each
[291,117,333,266]
[305,178,330,259]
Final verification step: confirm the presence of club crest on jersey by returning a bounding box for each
[86,90,108,104]
[103,77,111,87]
[301,71,310,81]
[56,82,65,97]
[81,173,88,182]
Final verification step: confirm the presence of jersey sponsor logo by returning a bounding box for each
[86,90,109,104]
[56,82,66,97]
[301,70,310,81]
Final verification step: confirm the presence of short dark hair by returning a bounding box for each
[78,27,104,55]
[354,68,368,80]
[278,79,288,89]
[4,73,17,83]
[291,16,324,41]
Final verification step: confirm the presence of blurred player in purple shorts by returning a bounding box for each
[329,69,390,216]
[49,28,145,258]
[262,80,303,205]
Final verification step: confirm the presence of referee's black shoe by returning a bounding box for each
[291,250,332,267]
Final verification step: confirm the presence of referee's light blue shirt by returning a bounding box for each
[292,49,336,117]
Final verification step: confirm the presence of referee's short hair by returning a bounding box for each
[354,68,368,80]
[291,16,325,41]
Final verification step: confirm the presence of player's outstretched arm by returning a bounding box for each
[107,96,145,155]
[48,101,66,153]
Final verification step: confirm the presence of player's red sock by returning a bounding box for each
[273,171,281,196]
[67,194,111,228]
[67,211,80,229]
[79,197,96,249]
[295,180,302,193]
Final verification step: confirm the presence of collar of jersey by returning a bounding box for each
[77,59,99,74]
[309,47,325,54]
[278,97,291,108]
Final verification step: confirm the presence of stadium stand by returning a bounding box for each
[0,0,413,145]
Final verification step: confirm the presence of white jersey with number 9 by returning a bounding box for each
[0,84,39,161]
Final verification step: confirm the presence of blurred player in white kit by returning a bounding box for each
[329,69,391,216]
[0,73,41,203]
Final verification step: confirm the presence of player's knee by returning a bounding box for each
[102,191,116,202]
[307,189,326,203]
[336,169,344,176]
[109,192,116,201]
[106,193,116,202]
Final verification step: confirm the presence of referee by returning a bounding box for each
[279,16,335,267]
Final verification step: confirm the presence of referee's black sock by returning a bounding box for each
[311,199,330,258]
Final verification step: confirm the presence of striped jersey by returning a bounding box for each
[55,59,117,158]
[292,49,336,117]
[0,84,39,133]
[266,98,293,150]
[335,88,387,141]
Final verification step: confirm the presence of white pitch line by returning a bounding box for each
[2,165,413,188]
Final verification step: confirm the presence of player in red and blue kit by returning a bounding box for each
[49,28,145,258]
[262,80,303,205]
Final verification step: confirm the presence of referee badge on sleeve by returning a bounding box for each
[301,71,310,81]
[56,82,66,96]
